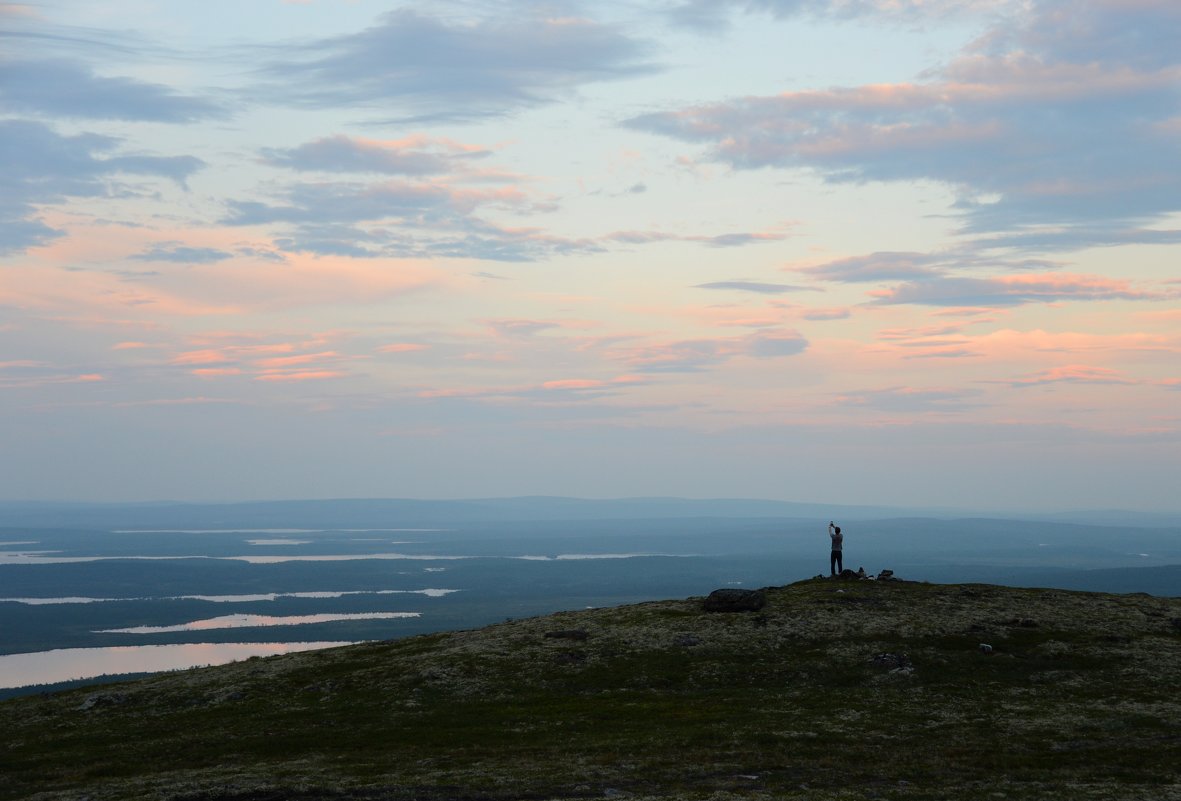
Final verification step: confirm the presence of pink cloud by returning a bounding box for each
[169,337,360,381]
[877,324,967,341]
[253,351,342,369]
[0,264,241,318]
[179,255,442,311]
[377,343,429,353]
[540,376,644,391]
[255,370,347,382]
[542,379,607,390]
[172,349,232,366]
[0,372,106,389]
[977,328,1175,356]
[1000,364,1138,387]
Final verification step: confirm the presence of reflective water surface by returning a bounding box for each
[0,551,687,565]
[97,611,420,634]
[2,589,458,605]
[0,642,356,689]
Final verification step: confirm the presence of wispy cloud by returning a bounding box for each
[0,120,203,254]
[0,58,224,121]
[832,385,984,413]
[260,134,491,175]
[259,9,657,122]
[666,0,1012,31]
[793,252,943,283]
[996,364,1138,388]
[230,135,790,261]
[694,281,808,294]
[130,243,234,264]
[614,328,807,372]
[871,273,1164,307]
[629,1,1181,245]
[606,229,789,248]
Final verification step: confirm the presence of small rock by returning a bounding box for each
[877,569,895,581]
[979,643,994,654]
[78,692,128,711]
[545,629,589,641]
[703,588,766,613]
[870,653,912,670]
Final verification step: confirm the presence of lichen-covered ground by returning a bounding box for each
[3,579,1180,800]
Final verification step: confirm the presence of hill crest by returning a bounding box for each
[3,579,1181,800]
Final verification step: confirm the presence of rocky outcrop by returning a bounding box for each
[703,588,766,612]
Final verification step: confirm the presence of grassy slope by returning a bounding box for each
[2,579,1180,801]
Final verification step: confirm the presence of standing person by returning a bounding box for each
[828,521,843,576]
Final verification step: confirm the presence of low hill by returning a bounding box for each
[3,579,1180,800]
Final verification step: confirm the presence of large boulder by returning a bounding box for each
[703,588,766,613]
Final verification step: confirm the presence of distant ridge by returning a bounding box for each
[0,496,947,529]
[4,496,1179,529]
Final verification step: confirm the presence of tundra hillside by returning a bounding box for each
[3,579,1180,801]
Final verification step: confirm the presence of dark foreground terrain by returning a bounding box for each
[3,578,1180,800]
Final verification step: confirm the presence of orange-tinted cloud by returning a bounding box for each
[998,364,1138,387]
[378,343,429,353]
[255,370,348,382]
[254,351,342,369]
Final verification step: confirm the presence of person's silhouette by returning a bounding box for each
[828,521,843,576]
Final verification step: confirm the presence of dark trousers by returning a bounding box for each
[830,550,843,575]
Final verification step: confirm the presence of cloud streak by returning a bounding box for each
[629,1,1181,245]
[0,58,224,122]
[260,134,491,176]
[614,328,807,372]
[871,273,1164,307]
[0,120,204,254]
[260,9,657,121]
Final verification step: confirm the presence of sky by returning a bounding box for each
[2,0,1179,511]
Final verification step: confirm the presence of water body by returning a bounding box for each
[97,612,420,634]
[0,551,688,565]
[1,589,458,605]
[0,642,356,689]
[112,528,450,534]
[0,510,839,699]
